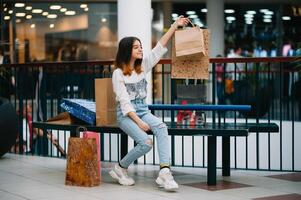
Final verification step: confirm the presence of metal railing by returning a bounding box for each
[1,56,300,171]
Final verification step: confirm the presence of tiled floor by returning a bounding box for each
[0,154,300,200]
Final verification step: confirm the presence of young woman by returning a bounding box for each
[110,16,189,191]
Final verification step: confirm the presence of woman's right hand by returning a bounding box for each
[138,120,151,132]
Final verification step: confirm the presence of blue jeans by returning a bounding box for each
[117,99,170,168]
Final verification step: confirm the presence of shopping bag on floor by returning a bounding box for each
[83,130,101,175]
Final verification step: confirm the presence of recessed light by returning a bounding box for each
[60,8,67,12]
[30,24,35,28]
[260,9,269,13]
[226,16,236,21]
[50,5,61,10]
[84,7,89,12]
[65,11,76,15]
[101,18,107,22]
[189,14,198,19]
[15,3,25,7]
[80,4,87,8]
[26,15,32,19]
[263,15,272,19]
[16,19,21,23]
[25,6,32,10]
[265,11,274,15]
[186,11,196,15]
[263,18,272,23]
[4,16,10,20]
[16,13,26,17]
[172,13,178,18]
[225,9,235,14]
[50,24,54,28]
[42,12,49,16]
[282,16,291,20]
[32,9,43,14]
[47,14,57,19]
[246,10,256,15]
[9,10,13,14]
[4,7,7,11]
[201,8,207,13]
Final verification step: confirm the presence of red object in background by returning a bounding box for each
[177,100,193,125]
[83,132,101,175]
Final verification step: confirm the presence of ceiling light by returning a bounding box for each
[16,19,21,23]
[4,7,7,11]
[244,14,254,18]
[265,11,274,15]
[65,11,76,15]
[30,24,35,28]
[4,16,10,20]
[101,18,107,22]
[226,16,236,21]
[16,13,26,17]
[201,8,207,13]
[60,8,67,12]
[80,4,87,8]
[50,24,54,28]
[260,9,269,13]
[172,13,178,18]
[25,6,32,10]
[246,10,256,15]
[50,5,61,10]
[282,16,291,20]
[263,15,272,19]
[224,9,235,14]
[26,15,32,19]
[189,14,198,19]
[186,11,196,15]
[15,3,25,7]
[32,9,43,14]
[8,10,13,14]
[263,18,272,23]
[246,20,253,25]
[42,12,49,16]
[84,7,89,12]
[47,14,57,19]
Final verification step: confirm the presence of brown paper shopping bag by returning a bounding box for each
[172,29,210,80]
[94,78,117,126]
[175,25,205,57]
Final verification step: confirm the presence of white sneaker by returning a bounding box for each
[109,164,135,186]
[156,168,179,191]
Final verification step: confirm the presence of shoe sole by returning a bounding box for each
[156,177,179,191]
[109,170,134,186]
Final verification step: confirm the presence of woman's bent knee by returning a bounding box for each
[140,139,153,153]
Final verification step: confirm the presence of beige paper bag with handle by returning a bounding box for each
[172,28,210,80]
[95,78,117,126]
[175,21,206,57]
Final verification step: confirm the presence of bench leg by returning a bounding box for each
[120,134,128,159]
[222,136,231,176]
[207,136,217,185]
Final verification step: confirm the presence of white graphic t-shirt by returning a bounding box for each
[112,42,167,116]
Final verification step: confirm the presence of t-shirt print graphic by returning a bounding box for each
[125,79,147,99]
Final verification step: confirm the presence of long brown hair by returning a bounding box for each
[115,37,142,76]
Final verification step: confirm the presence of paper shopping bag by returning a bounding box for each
[172,29,210,80]
[175,26,205,57]
[95,78,117,126]
[83,131,101,175]
[65,137,100,187]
